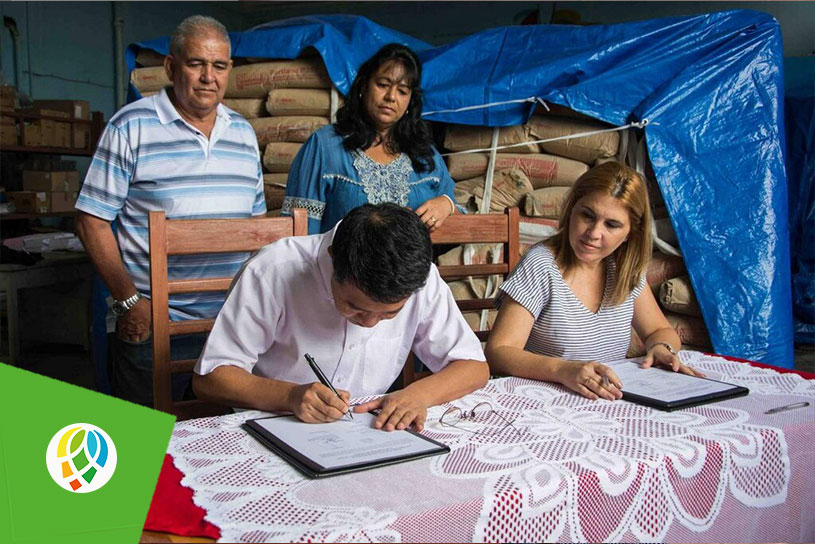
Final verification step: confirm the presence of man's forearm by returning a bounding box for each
[193,365,298,412]
[403,359,489,407]
[76,211,138,299]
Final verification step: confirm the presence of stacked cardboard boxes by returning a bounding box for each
[7,169,80,213]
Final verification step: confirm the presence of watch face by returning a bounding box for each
[111,302,125,316]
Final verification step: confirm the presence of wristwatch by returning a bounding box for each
[111,292,143,317]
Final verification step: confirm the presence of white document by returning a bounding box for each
[607,358,736,403]
[254,412,442,470]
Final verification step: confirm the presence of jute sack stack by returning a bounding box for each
[444,124,538,153]
[447,153,588,189]
[263,142,303,173]
[665,312,711,348]
[263,183,285,210]
[131,66,171,93]
[453,168,534,213]
[222,98,267,119]
[135,49,165,67]
[262,173,288,188]
[646,252,687,290]
[250,116,329,147]
[659,275,702,317]
[226,58,331,98]
[523,187,570,219]
[266,89,341,116]
[526,115,619,164]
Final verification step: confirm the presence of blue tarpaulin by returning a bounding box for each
[128,10,794,366]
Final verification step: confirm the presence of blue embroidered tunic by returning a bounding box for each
[282,125,459,234]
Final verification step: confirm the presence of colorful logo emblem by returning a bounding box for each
[45,423,117,493]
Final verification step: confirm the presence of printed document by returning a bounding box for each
[607,358,735,403]
[253,412,442,470]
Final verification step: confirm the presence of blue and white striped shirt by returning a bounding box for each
[76,88,266,320]
[498,243,646,362]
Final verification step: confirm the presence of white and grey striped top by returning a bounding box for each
[498,244,646,362]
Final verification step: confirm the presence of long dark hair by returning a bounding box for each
[334,43,435,173]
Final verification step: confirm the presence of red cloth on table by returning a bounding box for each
[144,454,220,539]
[142,356,813,538]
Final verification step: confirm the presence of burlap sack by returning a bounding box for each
[262,173,288,188]
[654,217,678,245]
[266,89,336,116]
[444,124,538,153]
[527,115,619,164]
[262,142,302,172]
[665,312,711,347]
[646,253,686,288]
[226,59,331,98]
[523,187,570,219]
[463,310,498,332]
[659,275,702,317]
[130,67,170,93]
[452,168,534,213]
[437,244,505,267]
[266,208,282,217]
[250,116,329,146]
[263,184,285,210]
[135,49,165,67]
[222,98,267,119]
[447,153,588,189]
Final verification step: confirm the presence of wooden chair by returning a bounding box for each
[401,207,521,386]
[148,209,308,419]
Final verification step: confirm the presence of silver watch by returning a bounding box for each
[652,341,678,356]
[111,292,143,316]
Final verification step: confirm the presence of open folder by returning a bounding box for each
[607,358,749,411]
[244,412,449,478]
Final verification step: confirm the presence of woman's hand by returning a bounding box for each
[416,196,454,231]
[557,361,623,401]
[641,344,705,377]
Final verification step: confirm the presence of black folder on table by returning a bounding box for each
[611,361,749,411]
[244,412,449,479]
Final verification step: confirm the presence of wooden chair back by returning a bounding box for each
[148,209,308,419]
[401,207,520,386]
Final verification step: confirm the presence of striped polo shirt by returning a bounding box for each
[498,243,646,362]
[76,88,266,320]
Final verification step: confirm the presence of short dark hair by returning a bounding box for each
[334,43,435,173]
[332,203,432,303]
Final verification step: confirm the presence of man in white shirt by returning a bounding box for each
[194,203,489,431]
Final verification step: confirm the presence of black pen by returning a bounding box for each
[304,353,353,420]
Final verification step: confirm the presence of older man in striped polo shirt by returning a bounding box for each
[76,15,266,406]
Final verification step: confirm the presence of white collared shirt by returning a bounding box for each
[195,226,486,396]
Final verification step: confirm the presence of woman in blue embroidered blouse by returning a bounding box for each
[282,43,459,234]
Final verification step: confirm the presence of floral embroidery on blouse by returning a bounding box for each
[351,151,415,206]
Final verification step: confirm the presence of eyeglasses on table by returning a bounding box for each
[439,401,521,436]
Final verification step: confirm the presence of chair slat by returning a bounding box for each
[438,264,508,278]
[168,277,233,294]
[170,359,198,374]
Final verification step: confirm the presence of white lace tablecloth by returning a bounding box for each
[167,352,815,542]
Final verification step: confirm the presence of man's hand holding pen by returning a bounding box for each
[288,382,352,423]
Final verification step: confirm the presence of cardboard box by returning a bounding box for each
[7,191,49,213]
[22,121,41,147]
[56,121,71,148]
[23,170,80,192]
[40,119,57,147]
[31,99,90,120]
[0,85,16,110]
[50,191,79,212]
[33,106,70,119]
[72,124,91,149]
[6,190,78,213]
[1,116,17,146]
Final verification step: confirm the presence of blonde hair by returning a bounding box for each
[545,161,652,305]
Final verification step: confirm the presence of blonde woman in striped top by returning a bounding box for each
[485,162,702,401]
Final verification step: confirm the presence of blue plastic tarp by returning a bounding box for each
[128,10,794,366]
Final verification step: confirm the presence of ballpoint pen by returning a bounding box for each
[764,401,810,415]
[304,353,353,420]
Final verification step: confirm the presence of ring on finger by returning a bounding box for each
[429,216,436,223]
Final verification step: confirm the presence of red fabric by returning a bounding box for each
[144,454,220,539]
[143,356,812,538]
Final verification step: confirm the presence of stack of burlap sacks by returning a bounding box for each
[130,50,338,215]
[439,110,711,352]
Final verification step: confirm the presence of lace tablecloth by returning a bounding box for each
[166,352,815,542]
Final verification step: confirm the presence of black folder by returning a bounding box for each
[244,414,450,479]
[617,365,750,411]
